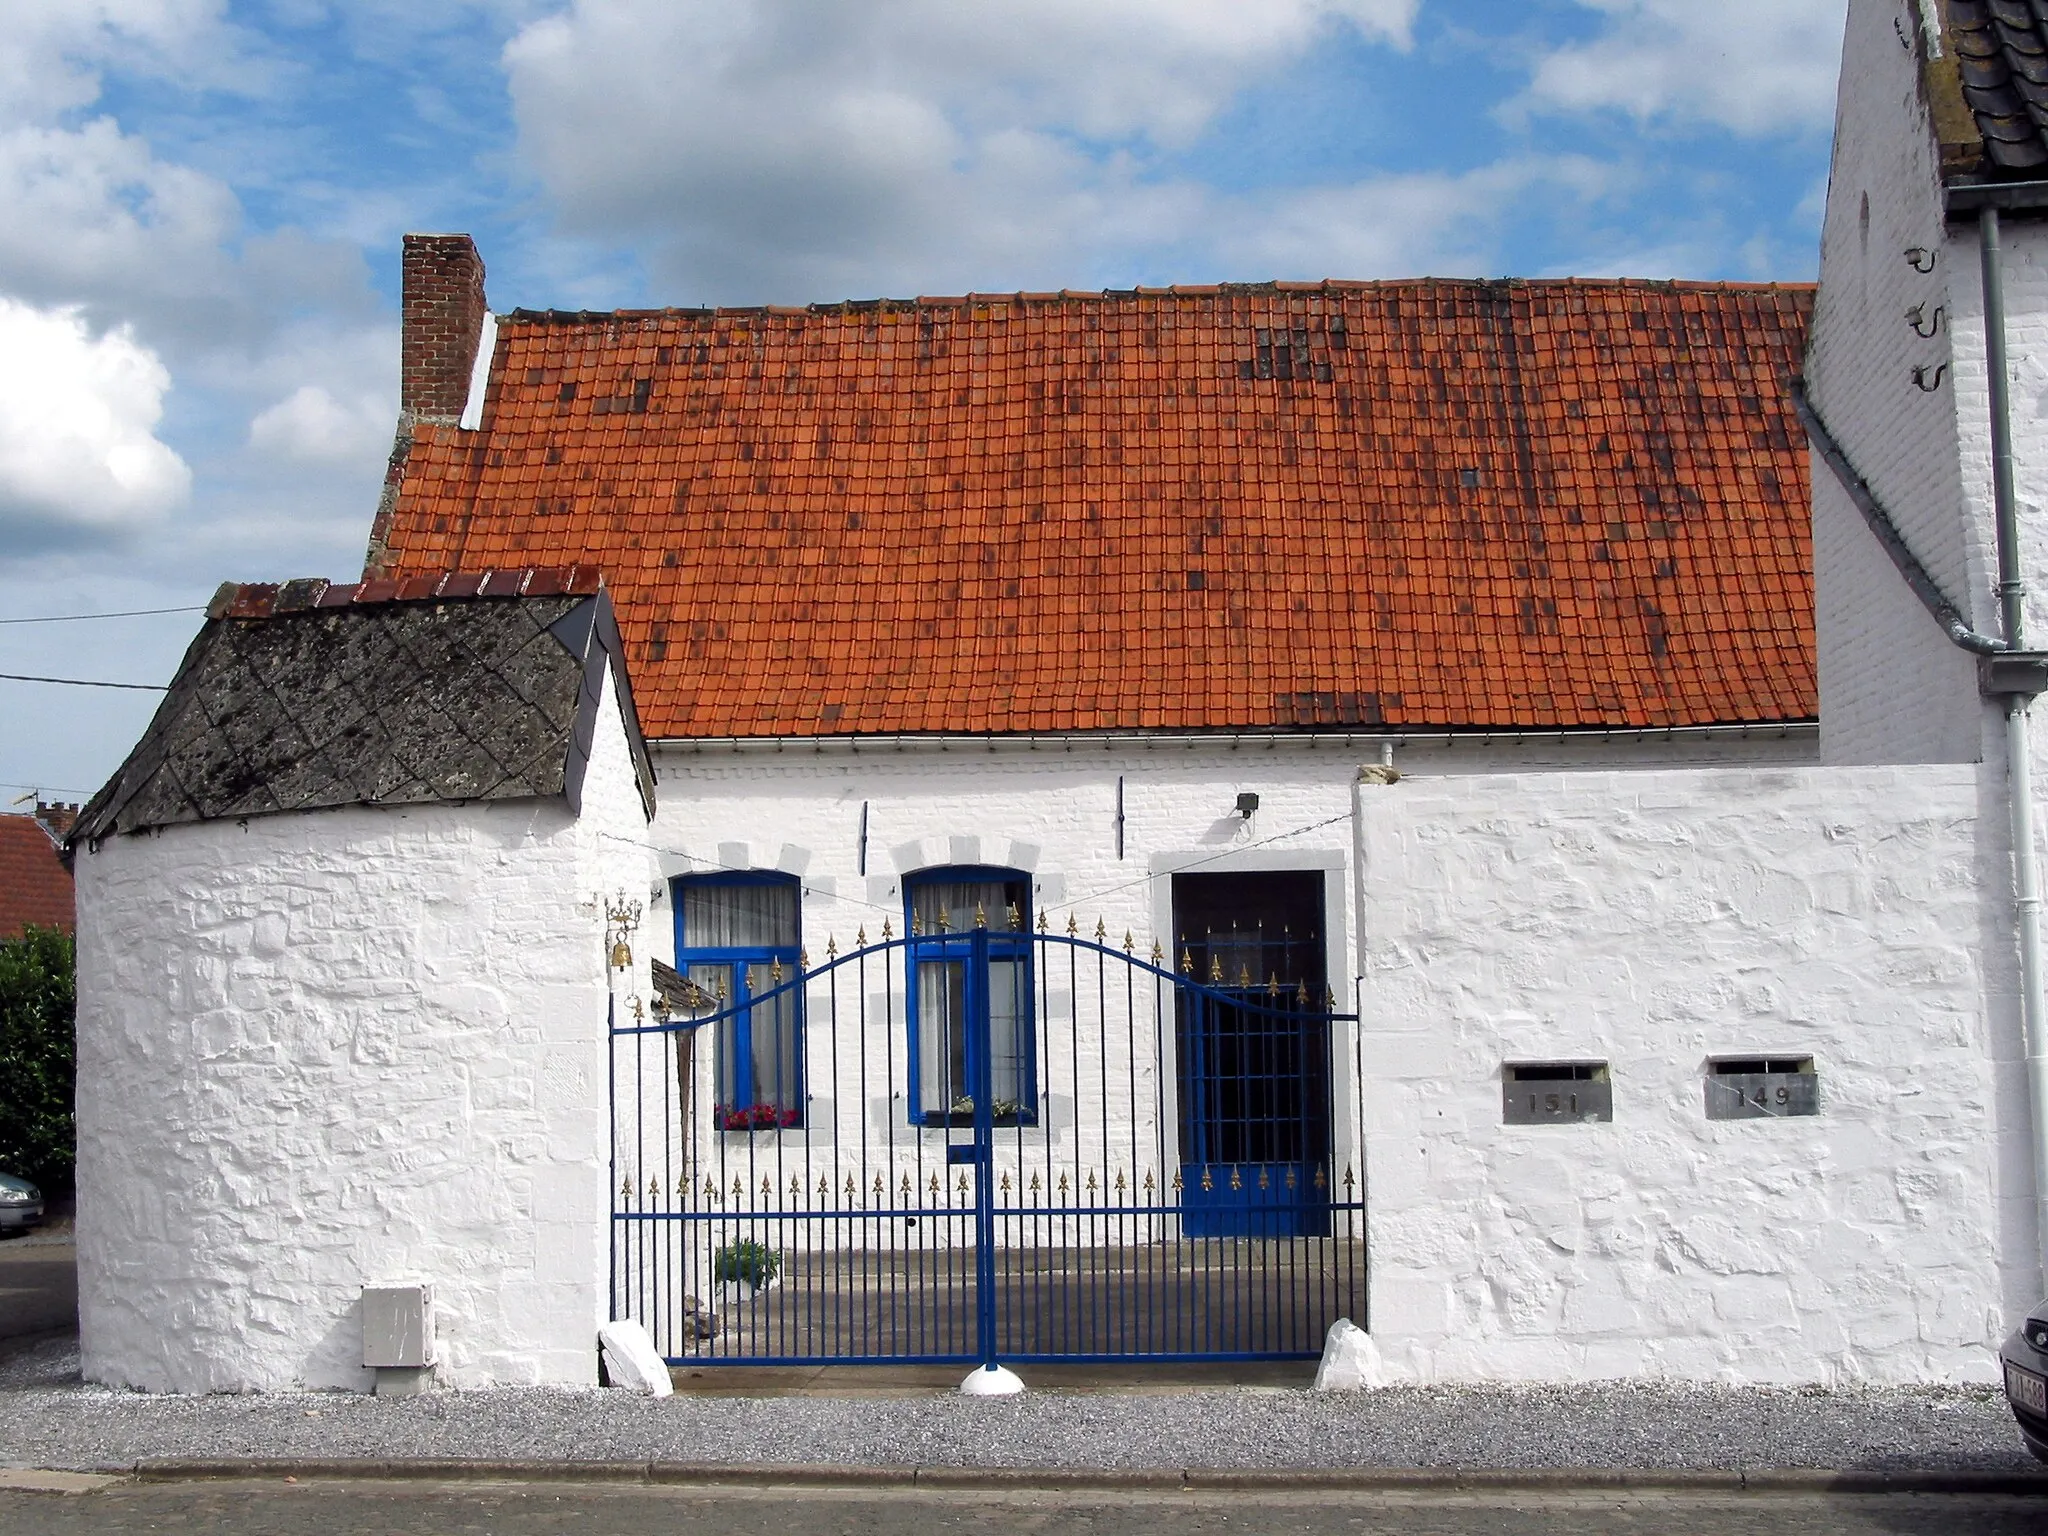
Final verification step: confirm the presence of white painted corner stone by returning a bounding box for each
[960,1364,1026,1396]
[1313,1319,1387,1391]
[598,1320,672,1396]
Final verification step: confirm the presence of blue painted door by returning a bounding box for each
[1173,871,1332,1239]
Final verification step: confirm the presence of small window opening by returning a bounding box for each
[1503,1061,1612,1124]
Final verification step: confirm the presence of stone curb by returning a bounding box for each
[117,1459,2048,1495]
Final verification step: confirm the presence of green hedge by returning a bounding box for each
[0,925,75,1193]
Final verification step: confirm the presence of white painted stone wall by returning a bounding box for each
[1356,763,2014,1383]
[1806,0,1985,766]
[71,663,651,1392]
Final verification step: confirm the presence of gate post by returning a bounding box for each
[960,924,1024,1395]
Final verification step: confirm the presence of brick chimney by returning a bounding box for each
[34,801,78,840]
[401,234,487,423]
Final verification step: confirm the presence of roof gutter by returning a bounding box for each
[651,722,1816,757]
[1792,380,2003,655]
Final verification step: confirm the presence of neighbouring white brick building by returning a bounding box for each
[64,0,2048,1396]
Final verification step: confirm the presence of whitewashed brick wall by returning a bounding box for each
[71,663,651,1392]
[1806,0,1986,765]
[1356,763,2011,1383]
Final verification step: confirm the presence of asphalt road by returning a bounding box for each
[0,1237,74,1342]
[2,1481,2044,1535]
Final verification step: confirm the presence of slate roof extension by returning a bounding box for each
[1948,0,2048,175]
[70,569,654,843]
[371,278,1817,738]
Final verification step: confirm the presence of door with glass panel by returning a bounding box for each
[673,873,803,1130]
[906,869,1033,1129]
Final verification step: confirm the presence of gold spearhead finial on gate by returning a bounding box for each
[1122,930,1135,952]
[620,1177,632,1198]
[1094,918,1107,941]
[798,947,809,971]
[1037,910,1050,933]
[1000,1172,1011,1194]
[717,972,729,1002]
[1237,962,1251,988]
[1173,1171,1184,1192]
[901,1173,913,1197]
[1313,1165,1327,1191]
[677,1174,690,1198]
[770,957,783,984]
[1296,979,1310,1005]
[819,1175,831,1198]
[1229,1167,1242,1191]
[1007,902,1022,931]
[1143,1171,1155,1194]
[873,1174,885,1200]
[760,1175,773,1197]
[911,912,924,936]
[1325,987,1337,1011]
[706,1176,722,1203]
[648,1176,660,1198]
[974,901,987,929]
[1201,1167,1215,1192]
[1284,1167,1297,1191]
[937,907,951,932]
[880,919,892,940]
[1030,1172,1042,1194]
[1058,1172,1070,1197]
[790,1174,803,1197]
[1343,1165,1356,1192]
[1086,1171,1098,1194]
[956,1172,970,1198]
[825,936,838,960]
[731,1176,744,1199]
[1209,954,1223,983]
[1115,1170,1127,1193]
[1180,948,1194,974]
[1066,914,1079,936]
[929,1172,942,1197]
[1151,939,1164,964]
[1258,1168,1270,1190]
[1267,973,1280,997]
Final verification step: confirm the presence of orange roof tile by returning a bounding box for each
[371,278,1815,738]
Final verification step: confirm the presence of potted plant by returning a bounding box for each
[713,1238,782,1303]
[942,1095,1025,1127]
[717,1102,801,1132]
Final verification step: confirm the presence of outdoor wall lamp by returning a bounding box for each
[1235,792,1260,819]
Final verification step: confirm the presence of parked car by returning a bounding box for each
[2003,1299,2048,1463]
[0,1173,42,1236]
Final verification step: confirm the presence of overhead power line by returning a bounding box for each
[0,672,168,692]
[0,604,203,625]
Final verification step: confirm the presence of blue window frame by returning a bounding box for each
[673,872,803,1130]
[905,867,1036,1127]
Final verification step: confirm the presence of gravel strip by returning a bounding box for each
[0,1336,2033,1475]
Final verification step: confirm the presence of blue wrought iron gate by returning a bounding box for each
[611,919,1365,1367]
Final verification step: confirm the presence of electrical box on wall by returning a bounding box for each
[1503,1062,1612,1125]
[1706,1057,1819,1120]
[362,1282,435,1369]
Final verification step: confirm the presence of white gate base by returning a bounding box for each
[960,1364,1026,1396]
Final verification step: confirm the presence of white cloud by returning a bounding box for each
[248,383,393,464]
[0,1,240,126]
[1519,0,1849,137]
[503,0,1419,299]
[0,298,190,545]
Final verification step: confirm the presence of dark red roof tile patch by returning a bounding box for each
[371,278,1816,737]
[0,814,73,937]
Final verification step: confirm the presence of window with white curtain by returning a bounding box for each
[905,868,1035,1125]
[674,873,803,1129]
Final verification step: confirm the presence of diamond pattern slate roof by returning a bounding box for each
[0,814,72,937]
[1948,0,2048,173]
[371,278,1816,738]
[71,572,652,841]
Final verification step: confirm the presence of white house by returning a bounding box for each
[66,0,2048,1393]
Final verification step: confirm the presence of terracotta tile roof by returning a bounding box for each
[0,813,73,937]
[371,278,1816,738]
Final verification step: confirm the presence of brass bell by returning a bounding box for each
[609,939,632,969]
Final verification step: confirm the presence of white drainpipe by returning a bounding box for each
[1980,207,2048,1294]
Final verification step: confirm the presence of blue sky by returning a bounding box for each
[0,0,1850,802]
